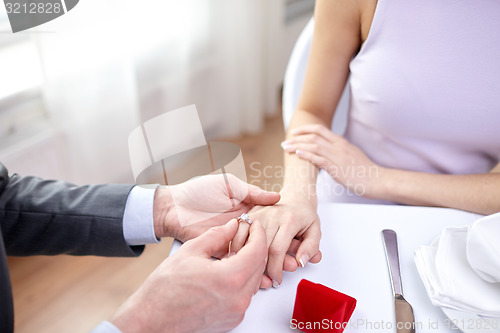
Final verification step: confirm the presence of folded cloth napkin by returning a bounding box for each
[415,223,500,317]
[467,212,500,283]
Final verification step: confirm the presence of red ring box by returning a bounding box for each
[292,279,357,332]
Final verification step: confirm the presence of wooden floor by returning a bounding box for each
[7,114,286,333]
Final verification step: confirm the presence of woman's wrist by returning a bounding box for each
[280,183,318,208]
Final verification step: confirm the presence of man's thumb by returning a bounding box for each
[243,183,280,206]
[184,219,238,257]
[226,174,280,206]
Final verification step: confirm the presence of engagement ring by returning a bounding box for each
[237,213,252,225]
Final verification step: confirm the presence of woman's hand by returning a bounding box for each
[230,194,322,289]
[153,174,280,249]
[281,124,500,216]
[282,124,384,199]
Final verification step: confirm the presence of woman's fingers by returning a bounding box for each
[286,238,301,257]
[282,132,334,152]
[296,150,330,170]
[283,253,299,272]
[290,124,343,142]
[282,142,323,155]
[260,273,273,289]
[283,133,328,146]
[285,238,322,266]
[266,227,296,288]
[310,250,323,264]
[295,221,322,268]
[248,204,321,289]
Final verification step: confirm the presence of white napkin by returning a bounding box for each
[415,223,500,317]
[467,213,500,283]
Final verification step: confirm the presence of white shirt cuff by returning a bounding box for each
[91,321,122,333]
[123,185,161,245]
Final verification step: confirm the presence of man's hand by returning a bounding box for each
[110,219,268,333]
[153,174,280,245]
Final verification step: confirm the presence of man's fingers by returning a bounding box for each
[230,220,250,253]
[243,183,280,206]
[295,222,322,268]
[227,220,267,274]
[226,221,268,293]
[182,219,238,258]
[225,174,280,206]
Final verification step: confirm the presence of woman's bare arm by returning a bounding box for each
[240,0,372,288]
[377,166,500,215]
[285,125,500,215]
[282,0,365,200]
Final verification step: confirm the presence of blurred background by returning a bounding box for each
[1,1,314,332]
[0,0,314,185]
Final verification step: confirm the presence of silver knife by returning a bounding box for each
[382,229,416,333]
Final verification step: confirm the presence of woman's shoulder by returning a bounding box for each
[319,0,377,44]
[359,0,378,44]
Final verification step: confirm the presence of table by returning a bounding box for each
[170,203,484,332]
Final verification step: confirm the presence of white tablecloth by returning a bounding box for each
[170,203,485,332]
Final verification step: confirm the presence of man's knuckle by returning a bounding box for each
[226,269,246,288]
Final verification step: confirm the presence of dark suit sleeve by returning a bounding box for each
[0,163,143,257]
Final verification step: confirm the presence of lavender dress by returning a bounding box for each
[317,0,500,204]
